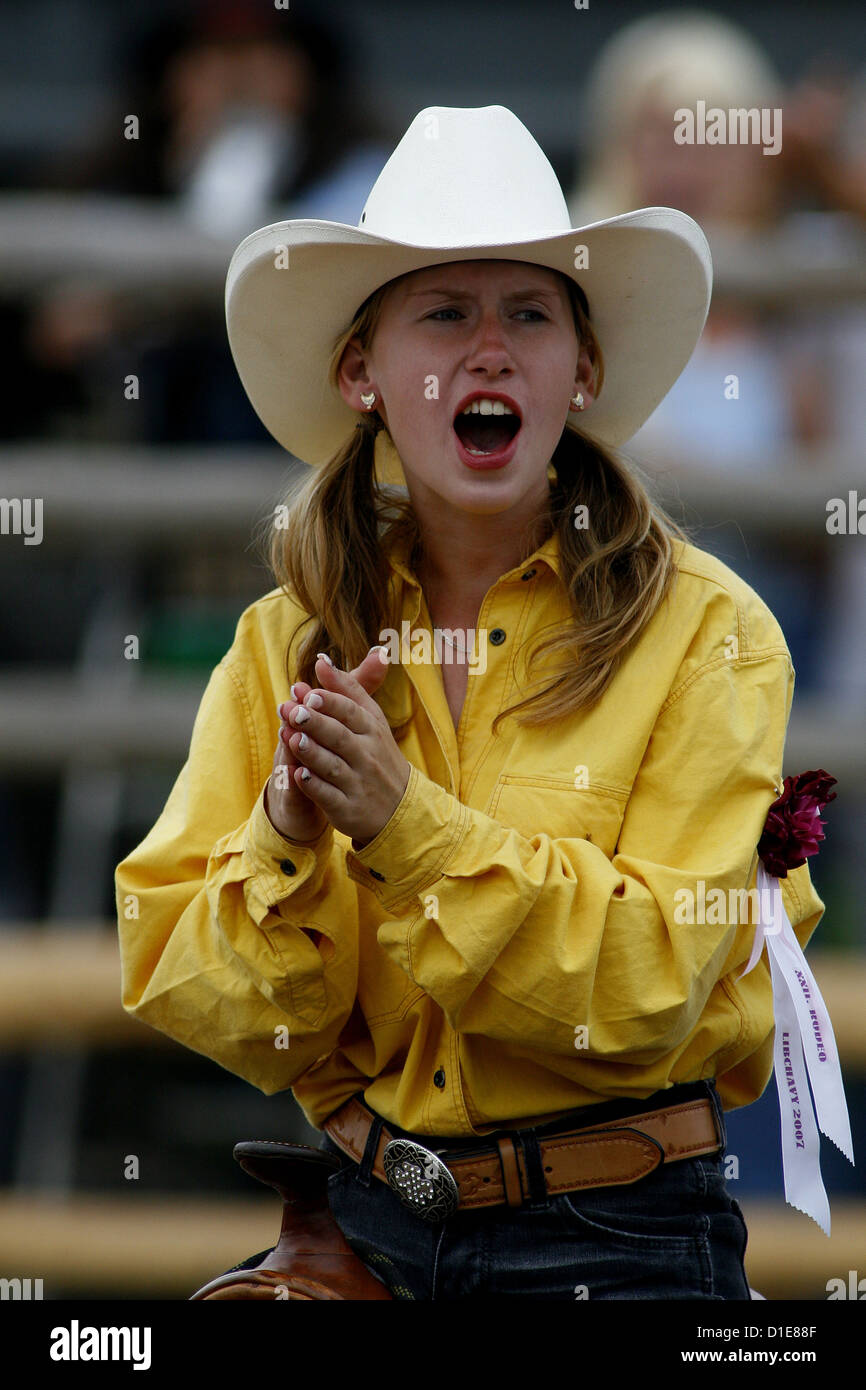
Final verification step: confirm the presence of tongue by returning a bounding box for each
[454,415,517,453]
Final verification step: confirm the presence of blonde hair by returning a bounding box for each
[569,10,781,221]
[260,272,692,736]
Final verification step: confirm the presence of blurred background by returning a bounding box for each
[0,0,863,1300]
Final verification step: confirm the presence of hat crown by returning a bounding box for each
[359,105,571,247]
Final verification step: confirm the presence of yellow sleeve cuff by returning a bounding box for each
[345,764,467,912]
[238,787,335,922]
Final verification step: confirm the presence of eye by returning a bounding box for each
[514,308,548,321]
[427,307,464,321]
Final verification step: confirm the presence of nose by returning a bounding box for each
[465,308,514,376]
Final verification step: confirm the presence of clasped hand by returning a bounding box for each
[266,647,410,849]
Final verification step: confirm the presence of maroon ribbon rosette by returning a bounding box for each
[743,767,852,1237]
[756,769,837,878]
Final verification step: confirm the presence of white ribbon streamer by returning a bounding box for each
[738,862,854,1235]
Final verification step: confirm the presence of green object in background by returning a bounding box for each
[142,602,241,671]
[815,875,859,951]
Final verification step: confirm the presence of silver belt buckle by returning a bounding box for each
[382,1138,460,1222]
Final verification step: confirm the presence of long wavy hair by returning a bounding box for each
[258,271,693,737]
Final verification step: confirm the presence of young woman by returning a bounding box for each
[116,106,826,1299]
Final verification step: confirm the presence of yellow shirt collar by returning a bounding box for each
[384,526,561,591]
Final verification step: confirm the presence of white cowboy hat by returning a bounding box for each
[225,104,712,464]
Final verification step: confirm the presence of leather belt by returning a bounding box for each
[323,1094,723,1220]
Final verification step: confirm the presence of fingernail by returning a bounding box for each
[298,732,309,750]
[293,706,311,725]
[300,767,312,781]
[316,651,335,667]
[304,692,323,709]
[370,644,390,664]
[277,701,284,719]
[290,683,300,701]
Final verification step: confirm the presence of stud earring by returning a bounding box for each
[360,390,377,410]
[569,392,585,411]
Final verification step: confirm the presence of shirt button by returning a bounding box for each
[433,1067,446,1089]
[521,568,537,581]
[489,628,506,646]
[279,859,296,876]
[369,868,386,882]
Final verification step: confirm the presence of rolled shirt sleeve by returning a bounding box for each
[347,648,825,1068]
[116,658,359,1094]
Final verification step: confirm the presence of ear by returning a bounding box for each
[573,342,597,408]
[336,337,376,412]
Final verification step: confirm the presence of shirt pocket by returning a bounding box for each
[487,774,628,859]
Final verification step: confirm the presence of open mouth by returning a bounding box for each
[453,401,522,456]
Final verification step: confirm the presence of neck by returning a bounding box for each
[412,488,553,607]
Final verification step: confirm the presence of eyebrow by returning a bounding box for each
[406,285,562,302]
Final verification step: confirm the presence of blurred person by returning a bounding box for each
[567,10,817,458]
[781,66,866,224]
[569,11,782,234]
[567,10,864,698]
[51,3,388,235]
[780,63,866,715]
[116,106,834,1299]
[25,4,390,444]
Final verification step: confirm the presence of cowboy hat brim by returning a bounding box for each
[225,205,711,464]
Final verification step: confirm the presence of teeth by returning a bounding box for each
[461,399,515,415]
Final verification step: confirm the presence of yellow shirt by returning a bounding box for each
[115,528,825,1136]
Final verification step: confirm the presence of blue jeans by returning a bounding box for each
[319,1082,752,1300]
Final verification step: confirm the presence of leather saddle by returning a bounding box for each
[189,1141,394,1300]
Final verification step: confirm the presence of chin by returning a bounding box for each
[453,478,532,515]
[454,495,517,516]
